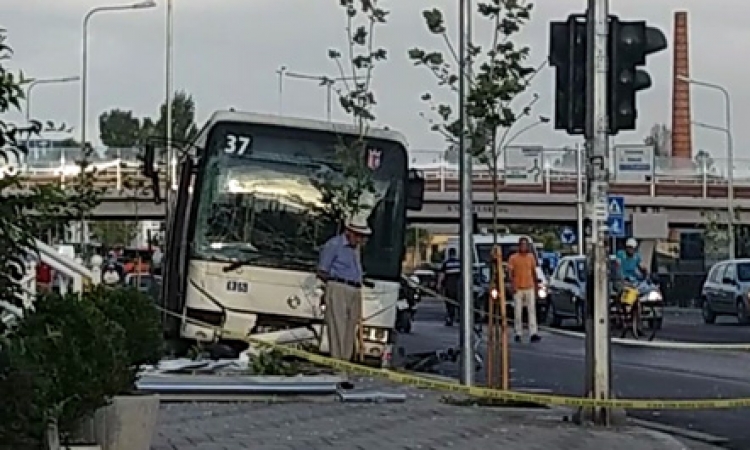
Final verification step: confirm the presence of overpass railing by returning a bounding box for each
[410,149,750,198]
[4,147,750,198]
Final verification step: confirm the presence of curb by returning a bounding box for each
[539,325,750,351]
[628,417,729,447]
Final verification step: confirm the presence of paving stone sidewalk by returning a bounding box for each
[151,379,717,450]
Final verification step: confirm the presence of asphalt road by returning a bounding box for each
[401,299,750,449]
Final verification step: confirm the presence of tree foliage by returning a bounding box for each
[0,29,99,311]
[644,123,671,157]
[316,0,389,224]
[156,90,199,145]
[99,109,143,149]
[98,90,199,158]
[408,1,536,166]
[408,0,536,268]
[695,149,716,173]
[90,221,139,248]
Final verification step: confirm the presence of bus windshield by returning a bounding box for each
[191,122,407,281]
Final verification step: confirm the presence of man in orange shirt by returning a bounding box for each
[507,237,540,343]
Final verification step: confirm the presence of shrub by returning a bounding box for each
[0,292,129,446]
[87,286,163,392]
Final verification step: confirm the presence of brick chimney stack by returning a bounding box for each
[671,11,692,160]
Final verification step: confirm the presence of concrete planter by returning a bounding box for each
[75,394,160,450]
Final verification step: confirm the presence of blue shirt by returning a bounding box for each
[318,235,363,283]
[616,250,642,279]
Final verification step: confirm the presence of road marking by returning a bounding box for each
[540,325,750,351]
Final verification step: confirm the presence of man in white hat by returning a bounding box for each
[317,215,371,360]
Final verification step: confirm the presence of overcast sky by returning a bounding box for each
[4,0,749,165]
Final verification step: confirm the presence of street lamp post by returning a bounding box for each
[80,1,156,151]
[283,70,355,122]
[503,116,550,149]
[679,75,734,258]
[79,0,155,254]
[166,0,176,197]
[26,76,80,122]
[276,66,287,115]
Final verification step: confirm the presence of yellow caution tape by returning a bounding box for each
[156,305,750,410]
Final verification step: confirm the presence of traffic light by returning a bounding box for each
[607,17,667,134]
[549,14,587,135]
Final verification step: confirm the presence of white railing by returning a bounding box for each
[35,240,97,295]
[409,149,750,184]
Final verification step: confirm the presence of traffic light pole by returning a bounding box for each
[582,0,612,424]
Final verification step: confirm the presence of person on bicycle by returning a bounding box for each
[437,248,461,326]
[616,238,649,281]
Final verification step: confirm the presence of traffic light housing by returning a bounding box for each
[549,15,587,135]
[607,17,667,134]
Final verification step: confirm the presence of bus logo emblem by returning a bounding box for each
[367,148,382,170]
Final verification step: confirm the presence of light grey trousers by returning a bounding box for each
[325,281,362,360]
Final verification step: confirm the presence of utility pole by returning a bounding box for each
[549,0,667,426]
[575,142,584,255]
[458,0,475,386]
[583,0,611,424]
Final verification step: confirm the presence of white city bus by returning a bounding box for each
[153,111,424,363]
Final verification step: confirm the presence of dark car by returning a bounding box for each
[546,255,663,328]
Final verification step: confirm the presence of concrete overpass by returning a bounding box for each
[87,181,747,225]
[18,167,750,224]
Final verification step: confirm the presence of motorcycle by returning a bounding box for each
[610,274,664,339]
[396,275,421,334]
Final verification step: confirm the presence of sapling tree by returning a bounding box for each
[315,0,389,227]
[408,0,537,249]
[0,29,100,314]
[702,210,730,265]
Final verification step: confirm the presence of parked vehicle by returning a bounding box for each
[547,255,664,333]
[396,276,421,334]
[474,264,548,323]
[124,273,162,300]
[444,233,548,286]
[700,258,750,325]
[412,266,438,292]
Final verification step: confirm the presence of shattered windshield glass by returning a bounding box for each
[191,123,407,280]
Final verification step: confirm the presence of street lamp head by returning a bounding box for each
[676,75,692,83]
[538,115,550,123]
[132,0,156,8]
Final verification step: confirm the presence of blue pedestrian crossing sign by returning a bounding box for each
[607,195,625,217]
[560,227,576,245]
[608,216,625,237]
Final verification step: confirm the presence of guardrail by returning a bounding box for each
[6,153,747,199]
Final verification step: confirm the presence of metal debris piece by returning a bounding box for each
[337,390,407,403]
[136,374,345,395]
[145,358,247,374]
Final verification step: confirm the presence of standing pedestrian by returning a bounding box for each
[508,237,541,343]
[437,248,461,326]
[317,216,370,360]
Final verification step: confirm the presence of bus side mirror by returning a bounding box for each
[406,169,424,211]
[141,144,156,178]
[139,144,162,204]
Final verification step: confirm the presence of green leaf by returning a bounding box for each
[423,8,445,34]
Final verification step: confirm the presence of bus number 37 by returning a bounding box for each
[224,134,253,155]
